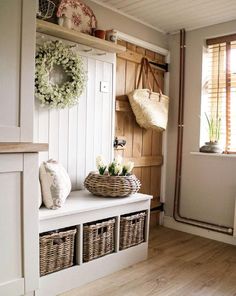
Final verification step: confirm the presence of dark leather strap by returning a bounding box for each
[136,57,162,95]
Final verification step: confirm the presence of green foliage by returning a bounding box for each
[98,166,106,175]
[122,166,128,176]
[35,40,87,108]
[108,162,115,176]
[205,113,221,142]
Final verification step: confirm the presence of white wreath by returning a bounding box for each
[35,40,86,108]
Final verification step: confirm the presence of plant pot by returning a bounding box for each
[94,30,106,39]
[84,172,141,197]
[199,141,223,153]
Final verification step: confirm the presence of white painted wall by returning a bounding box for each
[83,0,168,49]
[34,35,114,190]
[166,20,236,227]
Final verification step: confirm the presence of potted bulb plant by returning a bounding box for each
[200,113,223,153]
[84,155,141,197]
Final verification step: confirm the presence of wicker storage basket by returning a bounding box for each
[120,212,146,250]
[84,172,141,197]
[83,218,115,262]
[40,228,76,276]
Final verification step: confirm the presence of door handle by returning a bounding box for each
[113,137,126,149]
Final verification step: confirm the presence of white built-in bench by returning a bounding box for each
[38,190,152,296]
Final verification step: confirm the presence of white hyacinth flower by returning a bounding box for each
[126,161,134,173]
[114,163,123,176]
[122,161,134,175]
[114,154,123,165]
[96,155,107,175]
[96,155,105,169]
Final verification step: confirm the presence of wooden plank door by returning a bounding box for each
[115,41,165,226]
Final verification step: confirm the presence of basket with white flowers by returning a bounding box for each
[84,155,141,197]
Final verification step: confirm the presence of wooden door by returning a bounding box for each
[115,41,165,226]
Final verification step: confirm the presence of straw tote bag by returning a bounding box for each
[128,57,169,131]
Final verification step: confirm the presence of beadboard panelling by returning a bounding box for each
[34,57,114,190]
[91,0,236,33]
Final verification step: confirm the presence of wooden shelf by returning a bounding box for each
[36,19,126,54]
[0,143,48,153]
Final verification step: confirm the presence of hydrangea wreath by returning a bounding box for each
[35,40,87,108]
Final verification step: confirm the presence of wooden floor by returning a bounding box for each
[61,227,236,296]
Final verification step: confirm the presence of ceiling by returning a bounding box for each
[91,0,236,34]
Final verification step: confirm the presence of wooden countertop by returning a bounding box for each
[0,142,48,153]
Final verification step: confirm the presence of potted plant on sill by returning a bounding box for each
[200,113,223,153]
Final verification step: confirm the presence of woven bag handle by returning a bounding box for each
[145,58,163,95]
[136,57,146,89]
[136,57,163,95]
[136,57,152,90]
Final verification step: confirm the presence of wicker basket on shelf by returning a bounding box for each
[40,228,76,276]
[84,172,141,197]
[120,212,146,250]
[83,218,115,262]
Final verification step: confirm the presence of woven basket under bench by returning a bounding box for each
[40,228,77,276]
[83,218,115,262]
[120,212,146,250]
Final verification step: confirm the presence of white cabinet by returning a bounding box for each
[38,191,152,296]
[0,153,39,296]
[0,0,36,142]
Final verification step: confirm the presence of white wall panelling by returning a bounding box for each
[90,0,236,34]
[35,33,115,189]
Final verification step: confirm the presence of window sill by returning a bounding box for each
[190,152,236,158]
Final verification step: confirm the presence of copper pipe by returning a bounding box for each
[173,29,233,235]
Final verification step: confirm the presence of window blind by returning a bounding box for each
[206,36,236,153]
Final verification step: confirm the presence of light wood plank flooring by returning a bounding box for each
[61,227,236,296]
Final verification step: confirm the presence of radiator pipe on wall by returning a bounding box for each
[173,29,233,235]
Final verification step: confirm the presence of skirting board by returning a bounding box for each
[163,215,236,246]
[36,243,148,296]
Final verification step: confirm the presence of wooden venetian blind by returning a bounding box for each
[207,34,236,152]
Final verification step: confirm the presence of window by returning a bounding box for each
[206,34,236,153]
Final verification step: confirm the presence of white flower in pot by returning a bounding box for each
[122,161,134,176]
[200,113,222,153]
[96,155,107,175]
